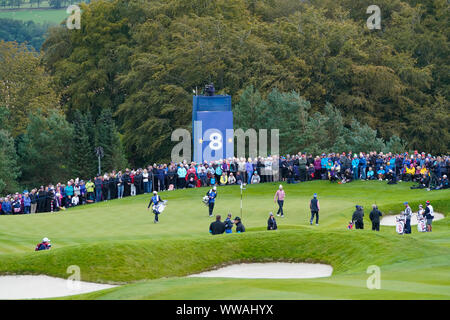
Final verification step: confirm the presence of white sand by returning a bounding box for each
[0,275,116,299]
[380,212,445,226]
[188,262,333,279]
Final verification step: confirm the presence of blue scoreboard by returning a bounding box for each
[192,95,234,163]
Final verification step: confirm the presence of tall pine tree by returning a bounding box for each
[71,110,97,179]
[95,108,127,173]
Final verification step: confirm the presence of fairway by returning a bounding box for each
[0,181,449,299]
[0,8,67,24]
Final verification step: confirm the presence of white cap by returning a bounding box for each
[43,237,50,242]
[153,191,157,194]
[213,186,217,190]
[279,184,283,189]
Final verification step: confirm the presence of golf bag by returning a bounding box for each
[152,200,168,214]
[417,214,427,232]
[202,195,209,206]
[396,215,406,234]
[347,221,354,230]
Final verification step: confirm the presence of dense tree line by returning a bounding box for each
[40,0,449,166]
[0,0,449,192]
[0,18,49,50]
[0,41,127,192]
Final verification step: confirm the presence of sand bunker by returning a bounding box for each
[188,262,333,279]
[0,275,116,299]
[381,213,445,226]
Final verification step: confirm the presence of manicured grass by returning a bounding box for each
[0,8,67,24]
[0,181,448,299]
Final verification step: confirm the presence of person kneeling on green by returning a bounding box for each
[234,216,245,233]
[209,215,225,235]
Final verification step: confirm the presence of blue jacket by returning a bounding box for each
[177,167,187,178]
[359,157,367,168]
[208,190,217,203]
[2,201,12,213]
[23,196,31,207]
[352,158,359,168]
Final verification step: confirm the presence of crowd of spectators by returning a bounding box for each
[0,151,448,215]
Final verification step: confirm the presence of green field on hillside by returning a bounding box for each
[0,8,67,24]
[0,181,449,299]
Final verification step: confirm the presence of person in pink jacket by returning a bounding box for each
[274,185,286,217]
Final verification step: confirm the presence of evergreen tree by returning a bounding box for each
[18,109,74,188]
[0,129,20,194]
[71,110,97,179]
[95,108,127,172]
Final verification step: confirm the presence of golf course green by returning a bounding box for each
[0,181,449,299]
[0,8,67,24]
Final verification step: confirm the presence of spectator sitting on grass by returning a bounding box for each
[367,167,375,180]
[219,172,228,186]
[377,167,385,180]
[234,216,245,233]
[251,171,261,184]
[228,172,236,185]
[209,215,225,235]
[267,212,278,230]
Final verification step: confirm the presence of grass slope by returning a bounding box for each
[0,181,448,299]
[0,8,67,24]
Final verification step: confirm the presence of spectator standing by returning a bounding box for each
[30,189,38,213]
[369,204,382,231]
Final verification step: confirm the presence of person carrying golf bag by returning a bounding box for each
[309,193,320,225]
[148,191,163,223]
[207,186,217,217]
[403,202,412,234]
[274,185,285,217]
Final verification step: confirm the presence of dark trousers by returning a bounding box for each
[355,220,364,229]
[300,168,306,181]
[277,200,284,216]
[404,219,411,234]
[209,202,215,216]
[310,211,319,224]
[95,188,102,202]
[158,179,165,191]
[178,177,185,189]
[372,221,380,231]
[154,211,159,222]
